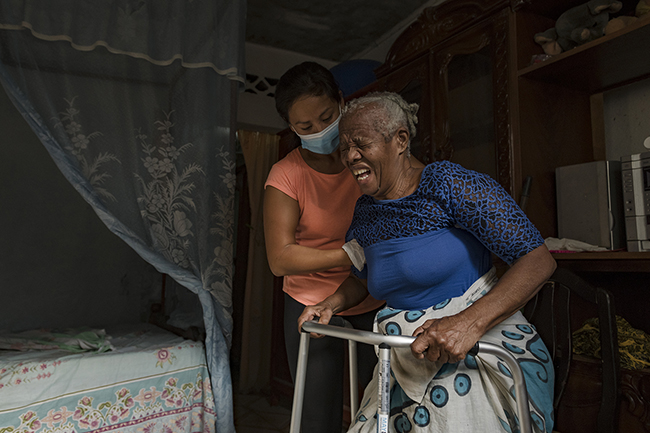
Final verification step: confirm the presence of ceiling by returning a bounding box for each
[245,0,433,62]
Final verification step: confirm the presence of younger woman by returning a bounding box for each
[264,62,385,433]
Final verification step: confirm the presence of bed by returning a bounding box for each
[0,324,216,433]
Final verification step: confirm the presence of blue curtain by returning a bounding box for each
[0,1,245,432]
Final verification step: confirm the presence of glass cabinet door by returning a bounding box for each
[446,45,496,179]
[433,10,513,194]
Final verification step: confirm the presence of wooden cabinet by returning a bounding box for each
[363,0,650,249]
[365,0,517,195]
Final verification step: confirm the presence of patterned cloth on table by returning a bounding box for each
[347,269,555,433]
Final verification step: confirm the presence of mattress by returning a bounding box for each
[0,323,215,433]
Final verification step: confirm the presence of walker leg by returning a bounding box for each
[377,343,391,433]
[470,342,533,433]
[290,331,311,433]
[348,340,358,420]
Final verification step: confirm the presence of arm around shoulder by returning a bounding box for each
[263,186,352,276]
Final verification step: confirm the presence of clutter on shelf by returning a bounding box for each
[533,0,650,56]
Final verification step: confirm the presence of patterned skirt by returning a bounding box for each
[347,269,555,433]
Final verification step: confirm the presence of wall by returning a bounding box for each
[237,42,338,133]
[0,87,160,332]
[353,0,446,62]
[237,0,446,134]
[604,78,650,160]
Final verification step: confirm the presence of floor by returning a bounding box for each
[233,391,349,433]
[233,391,293,433]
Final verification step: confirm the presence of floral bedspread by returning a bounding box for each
[0,324,215,433]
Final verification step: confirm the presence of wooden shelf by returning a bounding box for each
[553,251,650,260]
[552,251,650,272]
[517,0,587,19]
[518,17,650,92]
[519,0,638,20]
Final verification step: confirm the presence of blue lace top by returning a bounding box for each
[346,161,544,310]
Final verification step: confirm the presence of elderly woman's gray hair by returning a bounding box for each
[343,92,419,143]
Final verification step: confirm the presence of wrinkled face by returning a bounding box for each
[339,107,407,200]
[287,93,342,135]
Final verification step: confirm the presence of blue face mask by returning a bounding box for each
[293,108,341,155]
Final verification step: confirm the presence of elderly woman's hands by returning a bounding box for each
[297,301,336,338]
[410,314,483,364]
[410,246,556,363]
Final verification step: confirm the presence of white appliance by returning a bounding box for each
[621,152,650,252]
[555,161,624,250]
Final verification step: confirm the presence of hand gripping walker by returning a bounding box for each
[290,319,533,433]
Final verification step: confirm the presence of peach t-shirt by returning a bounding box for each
[264,148,384,315]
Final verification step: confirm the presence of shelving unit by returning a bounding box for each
[519,18,650,92]
[513,3,650,241]
[514,7,650,430]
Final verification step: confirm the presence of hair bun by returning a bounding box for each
[408,103,419,115]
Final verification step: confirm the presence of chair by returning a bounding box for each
[523,267,621,433]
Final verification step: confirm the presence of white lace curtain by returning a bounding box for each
[0,1,245,432]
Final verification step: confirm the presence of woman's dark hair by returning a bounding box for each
[275,62,341,123]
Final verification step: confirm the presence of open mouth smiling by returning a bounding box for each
[353,168,371,181]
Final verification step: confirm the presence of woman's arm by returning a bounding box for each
[297,274,369,337]
[410,244,556,364]
[263,186,352,276]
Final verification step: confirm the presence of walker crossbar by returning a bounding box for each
[304,320,416,348]
[290,320,533,433]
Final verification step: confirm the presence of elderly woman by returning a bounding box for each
[298,92,557,433]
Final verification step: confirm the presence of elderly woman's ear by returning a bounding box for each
[396,127,410,155]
